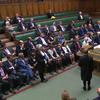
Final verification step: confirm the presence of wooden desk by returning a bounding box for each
[88,48,100,71]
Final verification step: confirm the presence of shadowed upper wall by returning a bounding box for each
[0,0,80,18]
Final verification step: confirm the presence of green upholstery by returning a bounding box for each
[37,15,88,26]
[55,11,78,17]
[24,11,78,22]
[24,15,47,22]
[15,20,87,41]
[64,34,70,40]
[15,31,37,41]
[10,16,82,32]
[0,20,4,32]
[80,39,84,44]
[0,50,3,60]
[10,13,89,33]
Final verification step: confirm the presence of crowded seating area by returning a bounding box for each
[0,9,100,98]
[0,0,100,100]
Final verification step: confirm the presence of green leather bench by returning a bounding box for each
[24,11,78,22]
[15,20,86,41]
[37,15,88,26]
[15,31,37,41]
[10,15,83,33]
[0,20,4,33]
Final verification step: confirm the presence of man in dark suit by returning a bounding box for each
[77,11,84,20]
[71,35,82,61]
[94,32,100,45]
[3,43,15,57]
[78,25,86,37]
[0,60,14,94]
[27,18,36,30]
[3,56,23,89]
[50,22,57,33]
[47,9,55,19]
[42,25,50,35]
[78,49,94,91]
[94,21,100,32]
[26,37,36,56]
[86,17,93,26]
[35,33,48,46]
[18,20,27,32]
[57,21,65,32]
[66,21,77,39]
[12,13,23,24]
[35,49,47,82]
[15,40,26,56]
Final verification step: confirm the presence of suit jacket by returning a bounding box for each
[18,22,27,32]
[47,12,54,19]
[35,37,48,46]
[13,16,22,24]
[3,47,14,57]
[50,25,57,32]
[78,28,85,37]
[27,21,36,30]
[71,41,82,53]
[94,24,100,32]
[94,35,100,44]
[77,14,84,20]
[3,60,16,74]
[25,40,36,55]
[57,24,65,32]
[42,26,50,35]
[15,44,26,56]
[79,55,94,81]
[66,23,75,31]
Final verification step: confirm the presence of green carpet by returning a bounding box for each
[8,67,100,100]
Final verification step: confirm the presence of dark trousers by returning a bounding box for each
[39,72,45,82]
[0,80,10,94]
[83,80,91,88]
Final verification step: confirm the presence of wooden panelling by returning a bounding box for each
[12,4,21,15]
[20,4,27,16]
[79,0,100,16]
[26,3,33,16]
[0,0,100,18]
[0,5,7,18]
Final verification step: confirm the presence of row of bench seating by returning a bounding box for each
[0,11,78,33]
[12,14,89,33]
[15,17,100,42]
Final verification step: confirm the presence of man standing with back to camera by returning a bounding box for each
[78,48,94,91]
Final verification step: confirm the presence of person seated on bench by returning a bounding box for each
[3,43,15,58]
[47,9,56,19]
[13,13,23,24]
[94,21,100,32]
[86,17,93,26]
[82,34,92,47]
[77,11,84,20]
[15,40,26,56]
[4,17,14,32]
[71,35,82,61]
[18,19,27,32]
[3,17,12,26]
[94,32,100,45]
[27,18,36,30]
[57,21,65,32]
